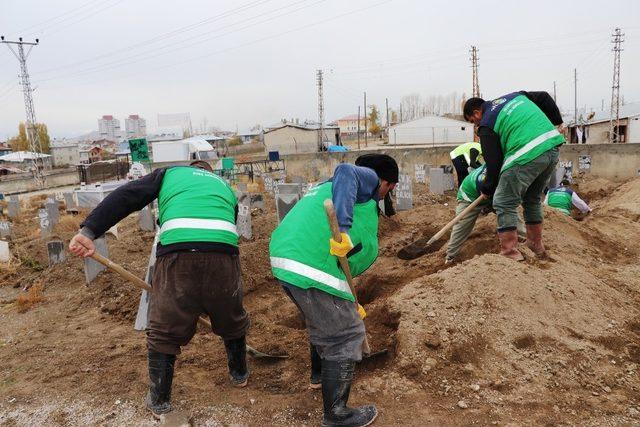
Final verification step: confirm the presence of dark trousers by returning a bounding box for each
[452,155,469,188]
[280,281,365,362]
[147,252,249,355]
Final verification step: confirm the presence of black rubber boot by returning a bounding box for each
[321,360,378,427]
[310,344,322,389]
[224,336,249,387]
[145,350,176,417]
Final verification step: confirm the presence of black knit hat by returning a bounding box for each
[355,154,399,183]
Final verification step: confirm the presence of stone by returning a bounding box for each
[134,232,160,331]
[457,400,468,409]
[84,237,109,284]
[415,164,426,184]
[0,220,11,239]
[7,200,20,218]
[424,335,442,349]
[47,240,66,266]
[277,183,304,197]
[276,193,300,223]
[106,224,119,239]
[138,205,156,232]
[471,384,480,392]
[395,173,413,211]
[237,193,252,240]
[38,209,53,237]
[250,194,265,211]
[0,240,9,263]
[45,198,60,226]
[429,168,446,195]
[427,311,436,318]
[63,192,77,210]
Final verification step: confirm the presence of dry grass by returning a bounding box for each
[15,282,45,313]
[55,215,82,233]
[28,194,48,208]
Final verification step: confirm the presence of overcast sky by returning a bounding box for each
[0,0,639,140]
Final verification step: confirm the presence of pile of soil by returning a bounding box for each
[0,178,639,425]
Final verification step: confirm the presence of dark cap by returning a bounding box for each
[355,154,399,183]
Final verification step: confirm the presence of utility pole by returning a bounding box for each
[470,46,480,98]
[399,103,403,123]
[574,68,578,141]
[316,69,324,151]
[609,27,624,143]
[553,81,557,103]
[363,92,367,147]
[385,98,389,139]
[1,36,45,187]
[357,105,361,150]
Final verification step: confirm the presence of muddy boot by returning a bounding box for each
[310,344,322,389]
[321,360,378,427]
[498,230,525,261]
[224,336,249,387]
[525,223,547,257]
[145,350,176,417]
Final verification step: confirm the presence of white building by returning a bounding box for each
[263,123,340,155]
[0,151,52,169]
[50,143,80,167]
[124,114,147,138]
[567,103,640,144]
[98,115,121,140]
[388,116,474,146]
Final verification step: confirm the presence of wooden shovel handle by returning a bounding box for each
[89,253,212,329]
[426,194,487,246]
[323,199,371,355]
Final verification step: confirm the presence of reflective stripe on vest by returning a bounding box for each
[160,218,238,236]
[501,129,559,172]
[270,256,352,296]
[458,188,473,202]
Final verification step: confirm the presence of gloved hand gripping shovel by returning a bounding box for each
[323,200,388,359]
[88,252,288,360]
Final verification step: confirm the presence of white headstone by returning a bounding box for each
[47,240,66,266]
[237,194,252,240]
[429,168,446,195]
[45,198,60,226]
[395,173,413,211]
[134,232,159,331]
[138,205,156,232]
[38,209,53,237]
[84,237,109,284]
[415,164,426,184]
[63,192,77,210]
[276,192,300,223]
[0,220,11,239]
[0,240,9,263]
[129,162,147,180]
[7,200,20,218]
[578,155,591,170]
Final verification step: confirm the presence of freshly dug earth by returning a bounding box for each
[0,178,639,426]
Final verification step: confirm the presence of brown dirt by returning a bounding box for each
[0,179,639,425]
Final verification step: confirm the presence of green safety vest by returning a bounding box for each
[158,166,238,246]
[492,94,564,173]
[457,165,490,204]
[450,142,482,164]
[547,187,573,215]
[269,182,379,301]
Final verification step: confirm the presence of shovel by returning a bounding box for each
[323,200,388,359]
[88,252,288,360]
[398,194,487,260]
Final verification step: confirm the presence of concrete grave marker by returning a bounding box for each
[38,209,53,237]
[45,198,60,226]
[395,173,413,211]
[415,164,426,184]
[63,192,77,212]
[236,194,252,240]
[0,240,9,263]
[276,183,301,223]
[250,194,265,211]
[444,171,456,191]
[47,240,66,266]
[134,232,160,331]
[0,220,11,239]
[7,200,20,218]
[579,155,591,170]
[84,237,109,284]
[263,176,274,193]
[429,168,446,195]
[138,205,156,232]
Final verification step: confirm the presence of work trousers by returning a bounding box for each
[451,155,470,188]
[280,281,365,362]
[147,251,249,355]
[493,148,559,231]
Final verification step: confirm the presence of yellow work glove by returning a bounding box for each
[357,303,367,319]
[329,233,353,258]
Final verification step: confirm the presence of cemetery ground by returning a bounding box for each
[1,177,640,426]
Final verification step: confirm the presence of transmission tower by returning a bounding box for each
[609,27,624,143]
[1,36,45,186]
[470,46,480,98]
[316,69,324,151]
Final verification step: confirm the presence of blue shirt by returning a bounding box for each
[330,164,380,232]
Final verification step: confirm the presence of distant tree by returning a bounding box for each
[228,136,242,146]
[368,105,381,136]
[8,122,51,153]
[390,109,399,124]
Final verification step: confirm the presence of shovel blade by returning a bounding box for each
[246,344,289,360]
[362,348,389,359]
[397,236,445,260]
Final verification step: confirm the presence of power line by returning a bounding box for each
[9,0,107,34]
[28,0,127,38]
[609,27,624,143]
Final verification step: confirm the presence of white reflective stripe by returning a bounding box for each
[459,188,473,202]
[160,218,238,236]
[502,129,560,171]
[270,257,352,296]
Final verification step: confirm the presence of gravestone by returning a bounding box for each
[263,176,275,193]
[236,194,252,240]
[106,224,119,240]
[38,209,53,237]
[578,155,591,170]
[7,200,20,218]
[290,176,306,184]
[138,205,156,232]
[45,198,60,226]
[47,240,66,266]
[395,173,413,211]
[415,164,426,184]
[444,171,456,191]
[0,220,11,239]
[429,168,446,195]
[0,240,9,263]
[84,237,109,284]
[134,232,160,331]
[63,192,77,212]
[276,183,302,223]
[250,194,265,211]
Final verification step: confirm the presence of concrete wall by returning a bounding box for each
[281,143,640,182]
[0,168,79,194]
[264,126,339,155]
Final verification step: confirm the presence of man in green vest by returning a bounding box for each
[68,160,250,417]
[544,179,592,216]
[450,141,482,187]
[463,91,565,260]
[270,154,398,427]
